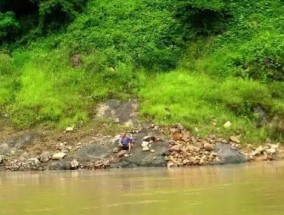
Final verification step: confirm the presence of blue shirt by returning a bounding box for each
[119,137,133,146]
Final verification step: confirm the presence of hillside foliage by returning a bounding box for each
[0,0,283,142]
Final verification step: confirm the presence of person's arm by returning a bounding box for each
[118,138,123,146]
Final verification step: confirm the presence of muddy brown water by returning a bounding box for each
[0,162,284,215]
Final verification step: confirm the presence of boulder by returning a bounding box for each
[28,158,40,166]
[95,99,138,125]
[52,152,66,160]
[204,143,214,151]
[215,143,246,164]
[142,146,150,151]
[266,148,276,155]
[142,136,156,142]
[74,142,112,162]
[141,141,149,148]
[253,146,264,156]
[70,159,80,169]
[39,151,51,163]
[49,161,71,170]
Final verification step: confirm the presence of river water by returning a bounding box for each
[0,162,284,215]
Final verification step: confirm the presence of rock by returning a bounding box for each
[117,150,127,158]
[28,158,40,166]
[70,159,80,169]
[66,146,72,151]
[266,148,276,155]
[39,151,51,163]
[150,149,155,153]
[269,144,279,150]
[141,141,149,148]
[204,143,214,151]
[112,147,119,153]
[167,161,175,168]
[215,143,246,164]
[70,54,81,67]
[230,136,240,144]
[52,152,66,160]
[65,127,74,132]
[49,161,71,170]
[172,131,182,141]
[223,121,232,128]
[170,144,181,152]
[142,136,156,142]
[142,146,150,151]
[95,99,138,123]
[0,133,34,155]
[253,146,264,156]
[0,155,3,164]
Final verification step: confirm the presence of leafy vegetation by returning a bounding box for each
[0,0,283,142]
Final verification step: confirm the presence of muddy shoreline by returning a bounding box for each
[0,123,283,172]
[0,99,283,171]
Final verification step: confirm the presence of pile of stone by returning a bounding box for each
[244,143,282,161]
[141,135,157,152]
[167,139,220,167]
[81,159,110,170]
[166,124,243,167]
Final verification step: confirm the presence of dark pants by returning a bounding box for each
[120,144,129,150]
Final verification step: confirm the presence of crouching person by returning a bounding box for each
[119,133,134,152]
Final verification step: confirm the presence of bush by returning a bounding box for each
[0,12,19,41]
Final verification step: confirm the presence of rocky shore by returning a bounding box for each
[0,99,283,171]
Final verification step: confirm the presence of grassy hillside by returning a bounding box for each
[0,0,283,143]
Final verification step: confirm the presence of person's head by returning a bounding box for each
[120,132,126,138]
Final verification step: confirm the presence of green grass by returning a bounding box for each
[0,0,283,143]
[139,71,283,142]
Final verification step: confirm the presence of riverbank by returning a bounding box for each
[0,120,283,171]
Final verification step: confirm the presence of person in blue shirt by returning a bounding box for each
[119,132,134,151]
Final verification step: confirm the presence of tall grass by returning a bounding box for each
[139,71,282,142]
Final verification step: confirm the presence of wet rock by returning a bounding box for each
[215,143,246,164]
[39,151,51,163]
[70,159,80,169]
[52,152,66,160]
[74,142,112,162]
[49,161,71,170]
